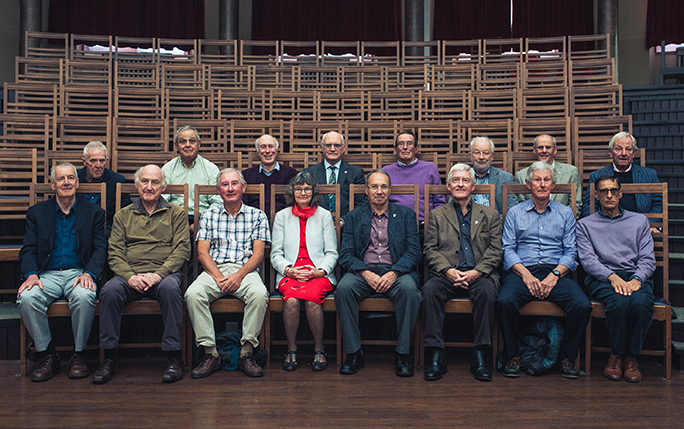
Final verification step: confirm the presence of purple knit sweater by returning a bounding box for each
[382,159,445,221]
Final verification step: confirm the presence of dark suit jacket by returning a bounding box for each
[77,167,130,231]
[20,197,107,280]
[424,201,503,286]
[582,163,661,218]
[338,203,421,284]
[302,160,366,217]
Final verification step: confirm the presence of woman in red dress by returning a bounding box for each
[271,172,338,371]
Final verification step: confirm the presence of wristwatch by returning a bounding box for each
[551,269,561,278]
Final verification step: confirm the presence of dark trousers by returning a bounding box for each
[335,265,422,355]
[423,274,497,348]
[99,273,184,351]
[587,271,654,357]
[497,265,591,361]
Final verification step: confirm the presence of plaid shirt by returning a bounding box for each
[196,203,271,266]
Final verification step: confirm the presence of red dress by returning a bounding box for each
[278,207,333,305]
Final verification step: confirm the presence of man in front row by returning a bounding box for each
[185,168,270,379]
[18,162,106,381]
[423,164,502,382]
[497,161,591,378]
[577,175,655,383]
[336,170,422,377]
[94,165,190,384]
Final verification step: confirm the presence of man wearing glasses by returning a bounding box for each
[582,132,661,227]
[77,141,129,235]
[382,132,445,226]
[577,175,655,383]
[514,134,581,217]
[302,131,366,217]
[162,125,222,229]
[469,136,517,216]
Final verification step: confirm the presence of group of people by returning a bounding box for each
[17,126,662,386]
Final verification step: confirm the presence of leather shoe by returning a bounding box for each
[558,358,580,379]
[191,353,222,379]
[424,348,447,381]
[470,348,492,382]
[603,354,623,381]
[238,352,264,378]
[503,357,521,378]
[339,350,364,375]
[92,359,116,384]
[67,354,90,379]
[395,353,414,377]
[31,354,61,382]
[623,357,643,383]
[163,357,184,383]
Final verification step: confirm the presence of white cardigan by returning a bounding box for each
[270,206,338,287]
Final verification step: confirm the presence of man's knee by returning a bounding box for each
[157,277,183,300]
[70,287,96,307]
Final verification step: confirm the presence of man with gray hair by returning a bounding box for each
[469,136,516,215]
[93,164,190,385]
[497,161,591,379]
[423,163,502,382]
[162,125,222,225]
[77,141,129,235]
[582,132,661,224]
[18,162,106,382]
[514,134,581,217]
[302,131,366,217]
[185,168,270,379]
[242,134,298,218]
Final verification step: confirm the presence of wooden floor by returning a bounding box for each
[2,351,684,428]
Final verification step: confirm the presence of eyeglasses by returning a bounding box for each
[178,138,198,145]
[597,187,620,196]
[294,187,313,194]
[472,150,492,157]
[322,143,344,149]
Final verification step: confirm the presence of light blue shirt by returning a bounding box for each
[259,161,280,177]
[324,159,342,183]
[473,167,491,206]
[502,199,578,272]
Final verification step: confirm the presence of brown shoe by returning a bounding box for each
[623,358,643,383]
[238,352,263,378]
[191,354,222,379]
[163,357,185,383]
[92,359,116,384]
[603,354,623,381]
[67,354,90,379]
[30,354,62,382]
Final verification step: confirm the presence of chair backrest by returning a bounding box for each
[349,183,420,230]
[200,152,243,171]
[0,149,38,223]
[30,182,107,234]
[446,152,509,177]
[588,182,668,300]
[502,183,577,221]
[110,151,175,183]
[510,151,572,175]
[192,184,265,281]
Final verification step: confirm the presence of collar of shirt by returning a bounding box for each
[55,195,78,214]
[524,199,552,214]
[220,201,246,217]
[324,159,342,171]
[452,199,472,213]
[179,156,198,170]
[372,209,388,218]
[597,206,625,220]
[474,167,491,182]
[259,161,280,176]
[132,196,170,215]
[397,158,419,167]
[613,162,632,173]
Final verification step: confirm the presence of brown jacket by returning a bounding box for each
[424,201,503,286]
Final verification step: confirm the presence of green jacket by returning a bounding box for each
[108,197,190,281]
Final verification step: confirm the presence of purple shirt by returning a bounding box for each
[363,210,392,266]
[383,159,445,221]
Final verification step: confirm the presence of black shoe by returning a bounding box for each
[503,357,521,378]
[395,353,414,377]
[470,348,492,382]
[424,348,447,381]
[92,359,116,384]
[339,350,364,375]
[162,357,185,383]
[558,358,580,379]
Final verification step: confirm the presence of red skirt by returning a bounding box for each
[278,255,333,305]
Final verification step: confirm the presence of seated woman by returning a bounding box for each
[271,172,338,371]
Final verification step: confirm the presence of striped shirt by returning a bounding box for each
[196,203,271,266]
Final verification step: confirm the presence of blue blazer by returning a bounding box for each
[582,163,662,218]
[302,160,367,217]
[20,197,107,280]
[338,203,421,284]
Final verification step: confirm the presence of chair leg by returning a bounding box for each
[665,307,672,379]
[413,308,422,367]
[20,316,28,376]
[336,312,343,365]
[585,316,592,374]
[264,305,272,365]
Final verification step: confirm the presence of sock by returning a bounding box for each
[240,343,254,357]
[45,340,57,356]
[103,348,118,362]
[168,350,182,360]
[204,346,219,357]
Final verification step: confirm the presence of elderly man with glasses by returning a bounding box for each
[469,136,517,216]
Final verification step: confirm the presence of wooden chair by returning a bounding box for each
[347,183,422,366]
[113,183,191,365]
[402,41,440,66]
[501,183,582,370]
[51,116,111,152]
[197,39,239,66]
[24,31,69,59]
[263,184,341,363]
[190,184,267,363]
[172,118,229,153]
[20,182,106,375]
[280,41,320,66]
[572,116,633,164]
[430,64,477,91]
[114,36,156,63]
[268,90,316,121]
[518,87,568,119]
[346,120,398,157]
[316,91,366,121]
[569,58,616,87]
[59,84,112,118]
[340,66,386,92]
[386,65,429,91]
[476,62,520,90]
[570,84,622,117]
[14,57,63,85]
[240,40,279,66]
[568,34,611,61]
[298,65,341,92]
[367,91,417,121]
[206,65,253,91]
[524,36,566,63]
[288,120,347,156]
[64,59,113,87]
[114,62,160,88]
[215,89,266,121]
[0,149,38,269]
[3,83,58,117]
[228,120,287,154]
[576,148,646,193]
[482,38,523,64]
[252,66,297,91]
[469,89,518,121]
[157,38,197,64]
[320,41,360,66]
[161,64,206,90]
[441,39,481,65]
[112,117,169,152]
[110,151,174,182]
[585,182,671,378]
[0,113,50,152]
[521,60,567,88]
[69,34,113,63]
[459,119,514,154]
[513,117,572,155]
[422,184,498,361]
[165,88,215,121]
[418,90,468,121]
[361,41,400,67]
[200,152,243,172]
[114,86,164,119]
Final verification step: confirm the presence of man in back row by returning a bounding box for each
[470,136,517,216]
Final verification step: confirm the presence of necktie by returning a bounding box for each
[328,166,337,213]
